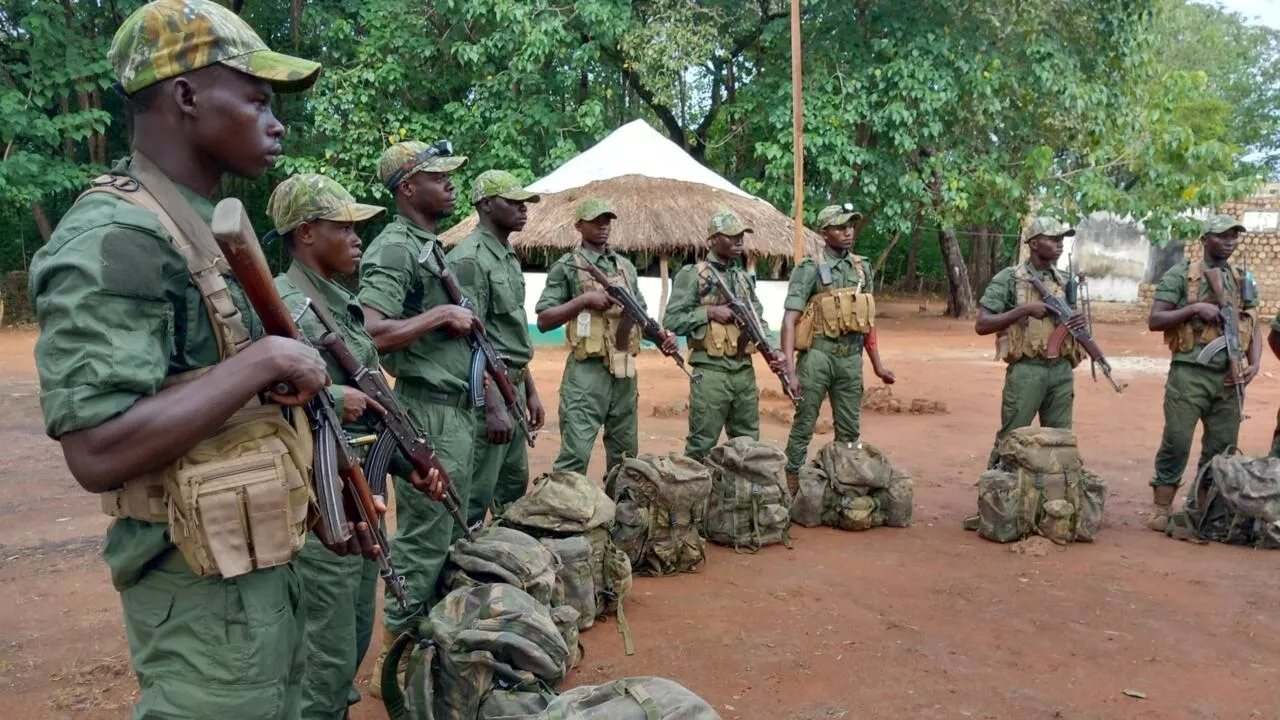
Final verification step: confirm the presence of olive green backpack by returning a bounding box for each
[606,453,712,576]
[539,677,723,719]
[1167,452,1280,548]
[792,440,914,531]
[702,437,793,552]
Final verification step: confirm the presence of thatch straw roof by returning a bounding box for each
[439,174,823,259]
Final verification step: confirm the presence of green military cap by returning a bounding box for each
[1201,214,1247,236]
[266,173,385,235]
[378,140,468,189]
[707,208,752,238]
[1020,216,1076,243]
[109,0,321,96]
[575,197,617,222]
[816,203,862,229]
[471,170,540,204]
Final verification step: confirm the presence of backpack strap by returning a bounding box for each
[621,680,663,720]
[1187,261,1202,305]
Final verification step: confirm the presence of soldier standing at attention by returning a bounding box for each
[781,204,896,489]
[1146,215,1260,531]
[975,217,1088,469]
[663,208,790,461]
[535,197,680,475]
[357,141,478,694]
[27,1,352,715]
[450,170,547,523]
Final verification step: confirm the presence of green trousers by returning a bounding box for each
[122,548,305,719]
[987,358,1075,468]
[383,379,475,635]
[1152,362,1240,487]
[296,534,378,719]
[785,346,864,474]
[468,377,530,525]
[685,364,760,461]
[552,355,638,476]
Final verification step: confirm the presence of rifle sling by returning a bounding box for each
[285,263,344,338]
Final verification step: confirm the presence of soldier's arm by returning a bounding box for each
[536,259,590,332]
[359,242,471,353]
[974,269,1033,335]
[1147,267,1215,331]
[661,266,707,336]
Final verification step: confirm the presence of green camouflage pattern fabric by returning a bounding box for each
[702,437,792,551]
[575,197,617,222]
[377,141,468,186]
[1201,213,1247,236]
[440,525,564,609]
[539,536,597,630]
[540,677,724,720]
[815,204,861,229]
[706,208,752,238]
[266,173,384,234]
[1020,216,1076,243]
[790,441,913,532]
[549,605,584,670]
[110,0,320,94]
[471,169,540,203]
[1168,453,1280,548]
[605,453,712,576]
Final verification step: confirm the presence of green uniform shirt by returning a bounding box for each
[534,246,645,314]
[783,248,875,313]
[979,263,1072,316]
[663,250,766,372]
[448,225,533,368]
[29,158,264,590]
[358,214,473,393]
[1153,260,1256,370]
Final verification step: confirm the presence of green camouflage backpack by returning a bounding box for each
[605,453,712,576]
[540,535,596,629]
[442,525,564,608]
[702,437,792,551]
[1167,453,1280,548]
[502,471,635,653]
[791,441,913,531]
[539,677,723,719]
[382,583,568,720]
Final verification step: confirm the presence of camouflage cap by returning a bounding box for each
[109,0,321,95]
[816,203,862,229]
[471,170,540,204]
[1201,214,1247,236]
[575,197,617,222]
[1020,216,1076,243]
[266,173,385,235]
[707,208,753,238]
[377,141,468,188]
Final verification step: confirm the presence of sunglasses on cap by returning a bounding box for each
[385,139,454,189]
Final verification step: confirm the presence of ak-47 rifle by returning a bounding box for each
[705,266,801,405]
[572,249,698,383]
[1196,265,1250,421]
[418,240,537,447]
[211,199,409,611]
[1025,270,1125,393]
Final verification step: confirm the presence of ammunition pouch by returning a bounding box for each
[691,262,754,358]
[1006,263,1083,367]
[567,263,641,376]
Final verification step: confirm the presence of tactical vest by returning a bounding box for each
[690,261,755,357]
[81,154,314,579]
[1164,261,1257,355]
[794,256,876,351]
[1001,263,1085,366]
[566,260,642,378]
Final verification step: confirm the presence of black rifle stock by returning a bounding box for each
[1197,268,1247,420]
[705,266,801,405]
[1025,272,1124,393]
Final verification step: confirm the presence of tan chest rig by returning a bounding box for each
[567,262,643,378]
[82,153,314,579]
[1001,263,1085,366]
[794,257,876,351]
[690,262,755,357]
[1164,262,1257,355]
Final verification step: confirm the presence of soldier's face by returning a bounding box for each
[406,172,456,219]
[822,223,853,252]
[1030,234,1065,264]
[711,232,745,260]
[485,197,529,233]
[576,217,612,246]
[299,219,362,275]
[1203,230,1240,261]
[184,67,285,180]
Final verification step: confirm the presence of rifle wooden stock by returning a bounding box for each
[1025,272,1124,393]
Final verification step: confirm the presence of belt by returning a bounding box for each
[809,333,865,358]
[397,379,472,409]
[1015,356,1070,367]
[506,365,529,385]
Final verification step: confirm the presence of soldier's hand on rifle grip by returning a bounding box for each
[255,336,330,406]
[580,290,618,312]
[705,305,735,324]
[432,305,482,338]
[313,508,384,560]
[408,466,446,501]
[1065,311,1089,332]
[485,404,515,445]
[658,330,679,355]
[1191,302,1224,324]
[1022,302,1052,320]
[766,350,790,376]
[1227,362,1259,387]
[339,386,386,423]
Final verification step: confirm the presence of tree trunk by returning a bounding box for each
[658,253,670,323]
[31,200,53,242]
[60,96,74,159]
[938,228,975,317]
[904,208,923,289]
[873,231,902,277]
[969,225,993,293]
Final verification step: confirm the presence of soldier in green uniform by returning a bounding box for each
[28,1,344,716]
[535,197,680,475]
[781,204,896,486]
[450,170,547,523]
[357,140,478,693]
[1146,215,1261,531]
[663,208,790,461]
[975,217,1088,469]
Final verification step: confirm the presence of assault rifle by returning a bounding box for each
[706,266,801,405]
[418,240,537,447]
[1025,271,1124,393]
[1197,266,1249,421]
[572,249,698,382]
[211,199,409,610]
[297,299,475,540]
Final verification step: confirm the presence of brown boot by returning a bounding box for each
[786,472,799,498]
[1147,485,1177,532]
[369,624,398,700]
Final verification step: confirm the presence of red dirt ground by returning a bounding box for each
[2,302,1278,720]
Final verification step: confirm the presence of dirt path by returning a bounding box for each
[2,306,1278,719]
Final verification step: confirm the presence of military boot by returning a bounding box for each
[1147,485,1177,532]
[369,624,398,700]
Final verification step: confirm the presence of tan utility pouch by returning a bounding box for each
[606,350,636,379]
[795,303,817,351]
